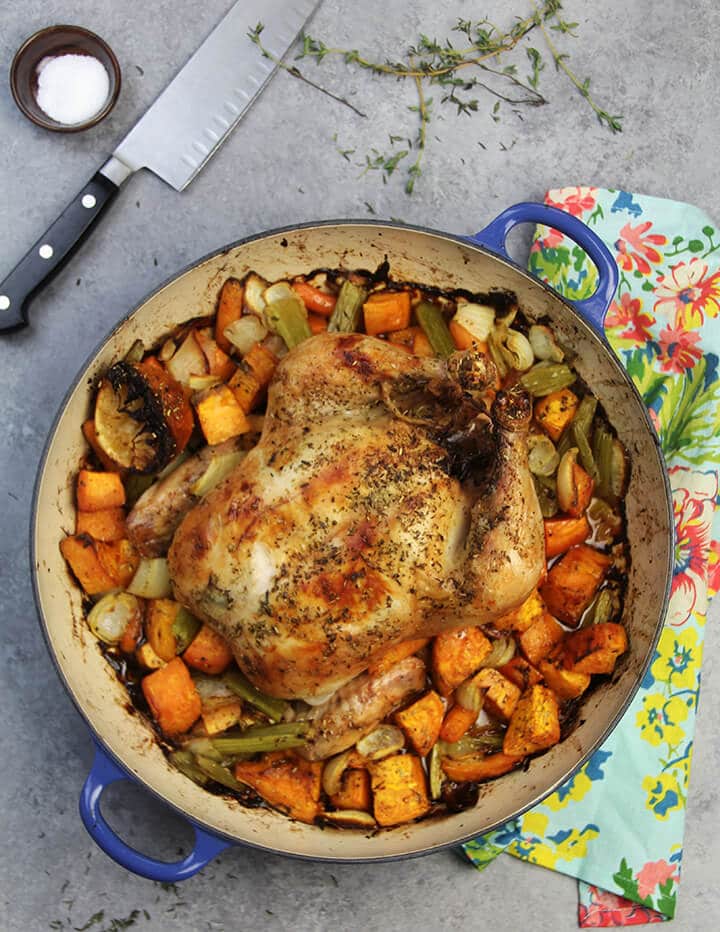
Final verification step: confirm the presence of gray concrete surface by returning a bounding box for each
[1,1,718,929]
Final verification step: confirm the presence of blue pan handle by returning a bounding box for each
[79,742,232,881]
[468,202,619,336]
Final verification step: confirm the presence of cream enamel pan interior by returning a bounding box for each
[33,221,673,861]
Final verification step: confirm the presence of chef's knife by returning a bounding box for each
[0,0,320,333]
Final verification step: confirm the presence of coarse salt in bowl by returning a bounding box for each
[35,52,111,126]
[10,25,121,133]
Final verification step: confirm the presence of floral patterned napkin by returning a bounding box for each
[462,187,720,926]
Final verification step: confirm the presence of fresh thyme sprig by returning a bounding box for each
[249,2,622,195]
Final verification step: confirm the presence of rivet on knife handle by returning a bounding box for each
[0,171,119,334]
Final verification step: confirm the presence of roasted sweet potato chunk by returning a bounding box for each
[76,506,127,542]
[141,657,202,737]
[60,534,116,596]
[329,768,372,812]
[541,544,612,626]
[183,623,234,675]
[194,383,251,445]
[519,613,566,667]
[370,753,430,827]
[76,470,126,512]
[471,668,521,722]
[234,752,323,823]
[393,690,444,757]
[556,622,628,675]
[498,656,543,692]
[539,658,591,699]
[431,626,492,696]
[494,589,547,633]
[534,387,579,442]
[503,685,561,757]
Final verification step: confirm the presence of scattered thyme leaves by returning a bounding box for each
[247,2,622,194]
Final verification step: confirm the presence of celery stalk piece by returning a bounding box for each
[212,722,307,757]
[415,301,455,358]
[172,607,202,653]
[193,755,249,791]
[265,296,312,349]
[328,281,368,333]
[592,425,615,502]
[169,750,211,786]
[520,362,576,397]
[223,670,289,722]
[572,420,599,481]
[557,394,597,460]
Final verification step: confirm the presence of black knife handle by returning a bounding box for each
[0,171,119,334]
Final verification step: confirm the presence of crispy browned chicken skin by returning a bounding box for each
[167,333,544,700]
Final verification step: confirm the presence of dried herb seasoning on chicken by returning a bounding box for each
[60,264,630,830]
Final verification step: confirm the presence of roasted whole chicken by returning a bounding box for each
[167,332,545,701]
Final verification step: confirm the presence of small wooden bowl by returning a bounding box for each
[10,25,121,132]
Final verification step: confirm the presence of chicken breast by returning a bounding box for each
[168,333,544,700]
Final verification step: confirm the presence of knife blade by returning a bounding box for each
[0,0,320,333]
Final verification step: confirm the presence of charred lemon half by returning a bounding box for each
[94,360,193,473]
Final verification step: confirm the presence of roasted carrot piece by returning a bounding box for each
[141,657,202,737]
[76,506,126,542]
[96,539,140,589]
[183,623,234,674]
[119,609,143,654]
[135,357,195,453]
[387,326,419,349]
[494,588,547,633]
[441,751,522,782]
[228,368,263,413]
[393,690,445,756]
[368,637,429,675]
[369,753,430,827]
[82,419,122,472]
[234,752,323,823]
[556,622,628,674]
[194,383,251,445]
[498,656,543,692]
[329,768,372,812]
[195,328,237,381]
[449,320,488,352]
[534,388,579,442]
[544,515,591,558]
[60,534,116,596]
[215,277,244,353]
[308,313,329,334]
[431,626,492,696]
[439,703,477,743]
[412,328,435,358]
[243,342,278,386]
[363,291,412,335]
[76,469,126,512]
[292,281,338,317]
[540,544,612,626]
[503,684,561,757]
[557,449,595,518]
